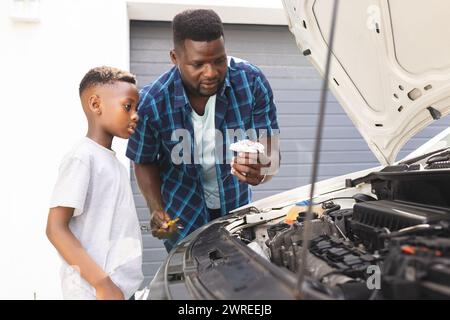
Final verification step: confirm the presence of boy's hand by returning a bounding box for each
[95,277,124,300]
[150,210,178,239]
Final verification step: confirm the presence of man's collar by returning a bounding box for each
[173,67,190,110]
[220,69,231,96]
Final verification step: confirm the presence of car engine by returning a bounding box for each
[260,196,450,299]
[235,175,450,300]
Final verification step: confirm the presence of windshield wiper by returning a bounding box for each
[399,147,449,166]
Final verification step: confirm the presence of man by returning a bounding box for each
[126,9,280,252]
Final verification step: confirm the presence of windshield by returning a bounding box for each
[401,127,450,163]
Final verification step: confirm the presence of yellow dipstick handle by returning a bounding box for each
[166,217,180,227]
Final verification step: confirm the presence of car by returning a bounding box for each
[148,0,450,300]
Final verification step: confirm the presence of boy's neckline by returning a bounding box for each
[84,136,116,156]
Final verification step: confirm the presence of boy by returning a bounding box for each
[46,66,143,300]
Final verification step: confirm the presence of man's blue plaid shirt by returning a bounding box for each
[126,57,279,251]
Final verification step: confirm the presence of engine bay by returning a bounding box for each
[232,164,450,299]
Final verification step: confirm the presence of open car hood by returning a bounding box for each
[282,0,450,165]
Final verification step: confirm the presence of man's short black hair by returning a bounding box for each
[172,9,224,49]
[79,66,137,96]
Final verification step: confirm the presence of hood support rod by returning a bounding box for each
[297,0,340,297]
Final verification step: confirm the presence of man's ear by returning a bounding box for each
[170,49,178,65]
[88,94,101,115]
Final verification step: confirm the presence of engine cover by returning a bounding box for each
[351,200,450,251]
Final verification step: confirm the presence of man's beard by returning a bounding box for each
[186,79,225,97]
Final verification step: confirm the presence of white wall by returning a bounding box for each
[0,0,130,299]
[0,0,284,299]
[128,0,286,24]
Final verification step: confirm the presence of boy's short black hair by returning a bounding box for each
[172,9,224,49]
[79,66,137,96]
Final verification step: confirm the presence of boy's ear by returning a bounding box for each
[88,94,101,115]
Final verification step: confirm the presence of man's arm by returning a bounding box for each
[46,207,124,300]
[231,69,281,186]
[134,163,177,238]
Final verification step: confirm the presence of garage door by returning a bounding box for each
[130,21,450,285]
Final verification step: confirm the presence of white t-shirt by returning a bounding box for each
[50,137,144,300]
[191,95,221,209]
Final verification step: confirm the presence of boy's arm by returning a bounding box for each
[134,163,177,238]
[46,207,124,300]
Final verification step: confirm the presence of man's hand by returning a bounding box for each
[231,152,270,186]
[95,277,125,300]
[150,210,178,239]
